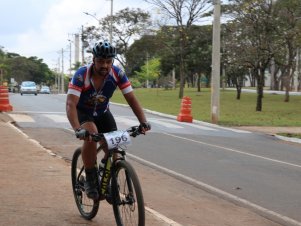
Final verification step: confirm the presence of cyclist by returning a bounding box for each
[66,41,151,200]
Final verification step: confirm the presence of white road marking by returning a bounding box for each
[8,113,35,122]
[164,132,301,169]
[9,111,250,135]
[148,118,183,129]
[11,111,65,114]
[44,114,69,123]
[192,120,251,133]
[145,207,183,226]
[115,117,139,126]
[184,123,218,131]
[128,153,301,226]
[148,117,217,131]
[163,118,217,131]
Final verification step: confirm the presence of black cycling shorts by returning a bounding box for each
[77,109,117,133]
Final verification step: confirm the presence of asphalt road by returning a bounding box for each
[7,93,301,226]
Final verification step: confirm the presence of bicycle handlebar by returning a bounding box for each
[89,126,142,142]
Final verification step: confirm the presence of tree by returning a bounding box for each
[0,49,55,86]
[82,8,152,73]
[225,0,301,107]
[225,64,248,99]
[106,8,152,72]
[125,34,162,76]
[126,24,213,91]
[144,0,211,99]
[134,57,161,86]
[185,25,212,91]
[225,0,276,111]
[272,0,301,102]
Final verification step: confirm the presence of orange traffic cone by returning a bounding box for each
[177,96,193,123]
[0,85,13,112]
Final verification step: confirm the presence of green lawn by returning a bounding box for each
[111,88,301,127]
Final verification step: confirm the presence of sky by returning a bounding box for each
[0,0,221,74]
[0,0,154,72]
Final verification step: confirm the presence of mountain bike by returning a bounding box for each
[71,126,145,226]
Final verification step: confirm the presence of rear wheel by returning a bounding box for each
[71,148,99,220]
[111,160,145,226]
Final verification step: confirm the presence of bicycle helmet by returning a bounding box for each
[92,41,117,58]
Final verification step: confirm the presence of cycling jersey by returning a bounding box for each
[67,63,133,116]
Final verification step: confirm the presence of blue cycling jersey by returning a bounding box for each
[67,63,133,116]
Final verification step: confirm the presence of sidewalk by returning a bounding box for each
[0,112,285,226]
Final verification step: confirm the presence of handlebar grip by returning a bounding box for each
[75,129,89,139]
[91,133,104,142]
[128,126,141,137]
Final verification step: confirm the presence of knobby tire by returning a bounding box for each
[111,160,145,226]
[71,147,99,220]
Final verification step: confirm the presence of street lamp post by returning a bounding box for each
[67,39,72,78]
[83,0,113,43]
[83,12,100,23]
[109,0,113,43]
[61,48,65,94]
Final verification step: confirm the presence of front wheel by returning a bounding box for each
[71,147,99,220]
[111,160,145,226]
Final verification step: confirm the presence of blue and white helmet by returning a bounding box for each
[92,41,116,58]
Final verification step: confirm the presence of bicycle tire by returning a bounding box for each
[111,160,145,226]
[71,147,99,220]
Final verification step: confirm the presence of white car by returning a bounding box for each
[20,81,38,96]
[40,86,50,94]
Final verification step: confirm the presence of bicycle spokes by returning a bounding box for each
[112,161,144,226]
[71,148,99,220]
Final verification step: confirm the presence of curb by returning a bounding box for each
[274,135,301,144]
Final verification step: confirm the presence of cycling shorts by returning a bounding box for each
[77,109,117,133]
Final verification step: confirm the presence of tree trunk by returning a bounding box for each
[284,74,290,102]
[274,78,280,91]
[236,85,241,100]
[197,73,201,92]
[250,69,256,87]
[270,57,275,90]
[178,59,184,99]
[256,69,264,111]
[178,31,185,99]
[236,76,243,100]
[284,89,289,102]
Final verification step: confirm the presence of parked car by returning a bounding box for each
[40,86,50,94]
[20,81,38,95]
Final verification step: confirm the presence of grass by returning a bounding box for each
[111,87,301,127]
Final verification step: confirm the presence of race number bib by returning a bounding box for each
[103,130,132,150]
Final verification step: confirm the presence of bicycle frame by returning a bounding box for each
[97,145,126,199]
[100,150,111,196]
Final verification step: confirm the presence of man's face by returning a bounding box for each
[93,57,113,76]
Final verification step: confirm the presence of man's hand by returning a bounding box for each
[75,128,89,140]
[139,122,151,134]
